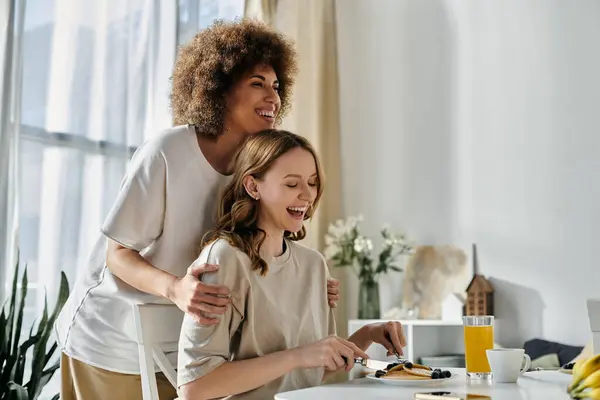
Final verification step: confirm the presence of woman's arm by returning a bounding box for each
[106,240,179,298]
[179,335,368,400]
[101,139,230,324]
[320,327,369,383]
[179,349,299,400]
[321,322,407,382]
[106,240,230,324]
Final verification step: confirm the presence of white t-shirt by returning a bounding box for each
[178,238,336,399]
[54,125,231,374]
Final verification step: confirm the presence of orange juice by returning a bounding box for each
[464,325,494,373]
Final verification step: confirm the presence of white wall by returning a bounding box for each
[336,0,600,347]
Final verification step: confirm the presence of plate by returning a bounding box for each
[559,368,573,375]
[366,373,457,386]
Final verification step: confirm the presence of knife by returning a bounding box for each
[344,356,409,370]
[353,357,393,370]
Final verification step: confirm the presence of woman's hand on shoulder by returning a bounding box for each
[292,335,369,373]
[168,263,232,325]
[327,278,340,308]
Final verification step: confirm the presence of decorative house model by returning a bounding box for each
[464,243,494,316]
[465,275,494,316]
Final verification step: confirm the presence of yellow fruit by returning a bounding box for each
[570,355,600,392]
[579,370,600,391]
[572,388,600,399]
[575,359,588,378]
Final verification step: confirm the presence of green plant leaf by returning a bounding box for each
[1,251,71,400]
[6,381,28,400]
[378,247,392,263]
[14,350,27,388]
[28,359,60,400]
[29,272,69,400]
[13,266,27,356]
[2,257,22,393]
[0,306,7,370]
[1,345,18,392]
[6,253,20,367]
[43,343,58,367]
[34,292,48,341]
[8,346,21,382]
[18,323,38,355]
[35,359,60,397]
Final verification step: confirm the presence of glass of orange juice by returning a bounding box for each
[463,315,494,379]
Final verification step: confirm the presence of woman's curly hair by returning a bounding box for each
[170,18,298,139]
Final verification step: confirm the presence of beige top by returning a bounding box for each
[54,125,231,373]
[178,238,336,399]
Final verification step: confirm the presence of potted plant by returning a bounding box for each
[1,253,69,400]
[324,215,414,319]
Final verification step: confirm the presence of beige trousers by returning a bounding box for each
[60,353,178,400]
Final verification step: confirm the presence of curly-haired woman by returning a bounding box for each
[177,130,406,400]
[55,19,339,400]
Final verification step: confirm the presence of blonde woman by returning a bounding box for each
[178,130,406,400]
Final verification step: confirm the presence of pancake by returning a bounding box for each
[383,370,430,380]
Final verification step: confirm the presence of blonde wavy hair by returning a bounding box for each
[202,130,324,275]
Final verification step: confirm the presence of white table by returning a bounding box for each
[275,368,573,400]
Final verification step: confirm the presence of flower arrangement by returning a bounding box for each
[324,215,414,319]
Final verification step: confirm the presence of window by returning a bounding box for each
[16,1,244,397]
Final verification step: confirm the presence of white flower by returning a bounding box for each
[324,242,341,260]
[381,229,415,257]
[353,236,373,255]
[328,219,350,239]
[346,215,363,230]
[324,234,336,246]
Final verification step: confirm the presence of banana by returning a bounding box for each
[577,369,600,392]
[575,359,588,379]
[570,355,600,392]
[572,388,600,399]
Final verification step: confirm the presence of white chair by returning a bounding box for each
[133,303,184,400]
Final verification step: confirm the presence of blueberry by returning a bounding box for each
[434,368,442,373]
[386,363,399,370]
[431,371,440,379]
[404,362,413,369]
[375,370,386,378]
[443,370,452,378]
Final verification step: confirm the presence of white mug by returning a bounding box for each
[486,348,531,383]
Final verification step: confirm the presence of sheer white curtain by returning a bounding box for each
[19,0,178,314]
[17,1,244,398]
[16,0,244,329]
[0,0,24,302]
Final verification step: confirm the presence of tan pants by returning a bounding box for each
[60,353,178,400]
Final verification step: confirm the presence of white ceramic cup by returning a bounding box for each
[486,348,531,383]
